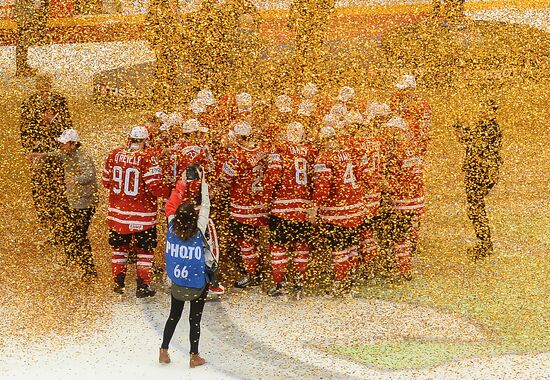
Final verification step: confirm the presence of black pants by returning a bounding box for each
[62,206,96,274]
[30,160,68,242]
[161,287,208,354]
[465,180,492,247]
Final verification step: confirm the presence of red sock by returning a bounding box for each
[111,245,130,281]
[237,239,259,275]
[395,240,412,276]
[135,247,154,285]
[270,244,287,284]
[332,248,351,281]
[348,245,359,271]
[410,216,420,252]
[360,229,379,264]
[292,241,310,278]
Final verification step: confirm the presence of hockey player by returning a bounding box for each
[220,121,268,288]
[263,122,317,296]
[390,74,432,157]
[102,126,170,297]
[384,116,425,280]
[169,119,213,199]
[350,111,385,277]
[390,75,432,253]
[312,125,365,295]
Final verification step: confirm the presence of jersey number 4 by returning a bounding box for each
[112,166,140,196]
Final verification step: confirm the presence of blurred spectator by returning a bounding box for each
[14,0,48,77]
[21,74,72,244]
[32,128,99,280]
[454,99,502,261]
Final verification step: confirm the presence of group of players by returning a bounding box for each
[101,74,431,298]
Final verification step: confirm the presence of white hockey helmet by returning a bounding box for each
[336,86,355,103]
[275,94,293,113]
[302,82,318,98]
[395,74,416,90]
[345,111,365,126]
[385,116,408,130]
[129,125,149,140]
[285,122,305,143]
[182,119,209,134]
[319,125,336,139]
[190,98,207,114]
[364,102,391,123]
[197,89,216,106]
[236,92,253,113]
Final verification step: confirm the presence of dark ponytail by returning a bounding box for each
[171,203,198,242]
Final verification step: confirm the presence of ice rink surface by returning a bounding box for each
[1,4,549,380]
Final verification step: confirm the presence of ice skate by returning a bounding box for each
[189,353,206,368]
[113,273,126,295]
[234,274,259,289]
[267,282,285,297]
[136,279,156,298]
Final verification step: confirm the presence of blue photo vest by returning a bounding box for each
[165,223,207,289]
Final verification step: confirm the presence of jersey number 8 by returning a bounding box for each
[294,158,307,185]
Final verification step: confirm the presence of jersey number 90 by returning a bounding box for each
[112,166,140,196]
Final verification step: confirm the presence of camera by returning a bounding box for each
[185,164,201,181]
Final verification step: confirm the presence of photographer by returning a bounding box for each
[454,99,503,260]
[160,167,215,368]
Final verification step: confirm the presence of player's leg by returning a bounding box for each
[291,239,310,297]
[393,212,413,280]
[357,220,380,279]
[134,227,158,298]
[326,225,354,295]
[233,221,260,288]
[267,216,289,296]
[109,230,132,294]
[291,222,311,290]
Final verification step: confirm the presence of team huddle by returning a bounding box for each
[101,74,431,298]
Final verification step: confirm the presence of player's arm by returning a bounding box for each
[219,155,238,185]
[262,151,283,203]
[312,158,332,202]
[101,153,113,189]
[144,154,171,198]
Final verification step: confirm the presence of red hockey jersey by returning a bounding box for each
[355,136,384,219]
[313,147,365,228]
[264,142,317,222]
[385,135,425,214]
[221,144,268,226]
[102,147,169,234]
[390,93,432,157]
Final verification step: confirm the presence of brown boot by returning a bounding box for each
[189,353,206,368]
[159,348,170,364]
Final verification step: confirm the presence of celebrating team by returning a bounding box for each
[100,73,431,298]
